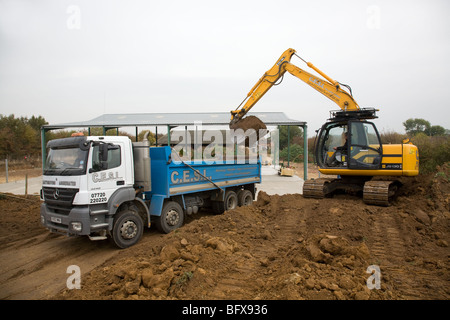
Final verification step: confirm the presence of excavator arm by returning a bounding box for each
[230,48,360,128]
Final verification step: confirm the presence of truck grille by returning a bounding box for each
[43,187,79,215]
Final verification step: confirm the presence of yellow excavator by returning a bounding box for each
[230,48,419,206]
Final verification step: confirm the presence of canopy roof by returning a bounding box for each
[43,112,306,130]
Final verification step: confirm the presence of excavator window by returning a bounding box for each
[316,123,348,168]
[348,121,382,169]
[316,120,382,170]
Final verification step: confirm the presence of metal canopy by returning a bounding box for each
[42,112,306,129]
[40,111,308,180]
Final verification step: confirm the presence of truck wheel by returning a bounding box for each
[156,201,184,234]
[238,190,253,206]
[212,190,238,214]
[112,210,144,249]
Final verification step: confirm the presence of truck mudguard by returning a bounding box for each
[107,187,136,215]
[149,194,165,216]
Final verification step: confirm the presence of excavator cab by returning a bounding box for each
[315,109,383,172]
[304,108,418,205]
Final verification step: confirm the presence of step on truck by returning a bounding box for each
[40,135,261,248]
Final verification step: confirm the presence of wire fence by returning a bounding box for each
[0,158,42,184]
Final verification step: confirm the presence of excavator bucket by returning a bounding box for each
[229,115,267,133]
[229,115,268,144]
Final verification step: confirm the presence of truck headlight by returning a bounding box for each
[71,222,82,232]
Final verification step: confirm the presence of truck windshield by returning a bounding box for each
[44,147,88,176]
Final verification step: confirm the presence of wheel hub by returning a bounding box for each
[227,196,237,209]
[120,220,138,239]
[165,209,180,226]
[243,195,252,206]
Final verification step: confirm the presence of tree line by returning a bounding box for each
[0,114,159,160]
[0,114,448,173]
[403,118,448,137]
[402,118,449,173]
[0,114,47,160]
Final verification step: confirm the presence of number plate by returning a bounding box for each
[51,217,62,223]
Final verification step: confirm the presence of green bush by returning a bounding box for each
[412,133,450,174]
[279,144,304,162]
[379,130,407,144]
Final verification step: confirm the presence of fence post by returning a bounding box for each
[5,159,8,183]
[303,124,308,181]
[25,174,28,198]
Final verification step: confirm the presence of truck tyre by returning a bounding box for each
[112,210,144,249]
[238,189,253,206]
[156,201,184,234]
[212,190,238,214]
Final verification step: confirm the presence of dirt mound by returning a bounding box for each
[397,163,449,214]
[54,172,449,300]
[0,169,448,300]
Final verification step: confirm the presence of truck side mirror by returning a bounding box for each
[79,140,90,151]
[99,143,109,170]
[99,143,108,161]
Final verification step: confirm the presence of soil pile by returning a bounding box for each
[0,166,448,300]
[54,169,449,300]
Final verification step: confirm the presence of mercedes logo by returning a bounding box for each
[53,189,60,200]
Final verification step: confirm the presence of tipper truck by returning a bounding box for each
[40,134,261,248]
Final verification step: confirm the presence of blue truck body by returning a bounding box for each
[146,146,261,216]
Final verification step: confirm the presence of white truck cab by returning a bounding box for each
[40,135,150,247]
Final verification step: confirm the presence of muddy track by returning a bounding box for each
[0,232,119,299]
[371,212,411,296]
[370,212,448,299]
[0,194,126,300]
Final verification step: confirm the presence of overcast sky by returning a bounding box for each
[0,0,449,135]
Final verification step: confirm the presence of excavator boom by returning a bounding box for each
[284,63,359,111]
[230,48,359,129]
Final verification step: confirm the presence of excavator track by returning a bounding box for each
[302,178,336,199]
[363,180,398,206]
[304,178,400,206]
